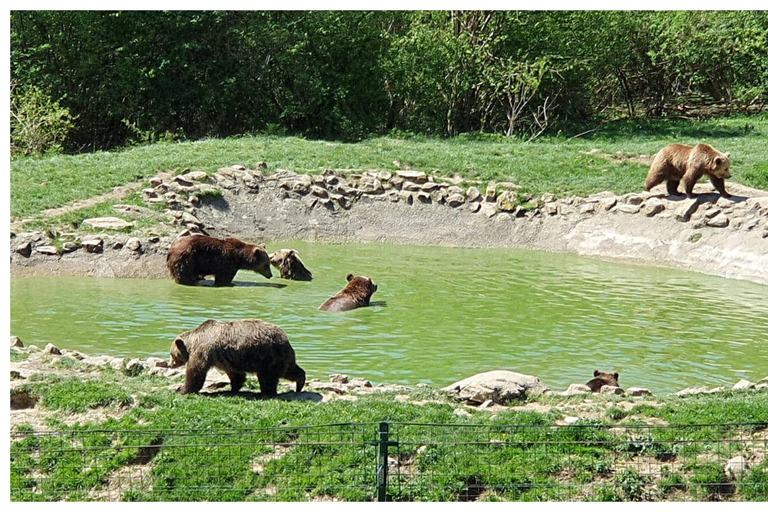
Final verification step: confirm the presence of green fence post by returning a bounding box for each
[376,421,390,502]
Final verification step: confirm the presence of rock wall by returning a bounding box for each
[10,165,768,285]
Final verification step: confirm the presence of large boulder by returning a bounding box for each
[442,370,550,405]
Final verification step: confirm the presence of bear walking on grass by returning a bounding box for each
[586,370,620,392]
[169,319,305,395]
[167,235,272,286]
[644,143,732,198]
[269,249,313,281]
[319,274,378,312]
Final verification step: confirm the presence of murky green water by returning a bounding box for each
[10,241,768,393]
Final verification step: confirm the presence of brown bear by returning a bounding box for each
[318,274,378,312]
[644,143,732,198]
[269,249,313,281]
[166,234,272,286]
[586,370,620,392]
[169,319,305,395]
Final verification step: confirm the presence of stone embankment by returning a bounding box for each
[10,164,768,284]
[11,337,768,425]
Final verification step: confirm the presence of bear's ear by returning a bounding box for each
[725,152,731,158]
[593,369,600,377]
[346,273,354,282]
[714,156,722,166]
[613,372,619,380]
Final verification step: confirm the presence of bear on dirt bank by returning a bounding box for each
[169,319,305,395]
[269,249,313,281]
[644,143,732,198]
[586,370,620,392]
[166,235,272,286]
[318,274,378,312]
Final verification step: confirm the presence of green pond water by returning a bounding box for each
[10,241,768,394]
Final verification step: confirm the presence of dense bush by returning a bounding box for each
[10,83,75,157]
[10,11,768,153]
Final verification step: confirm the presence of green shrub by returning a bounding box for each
[11,84,75,157]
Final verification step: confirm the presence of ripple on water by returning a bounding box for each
[10,242,768,393]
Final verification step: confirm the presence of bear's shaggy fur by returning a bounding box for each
[166,235,272,286]
[586,370,620,392]
[644,143,732,198]
[269,249,313,281]
[318,274,378,312]
[169,319,305,395]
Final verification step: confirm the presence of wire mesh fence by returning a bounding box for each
[11,421,768,502]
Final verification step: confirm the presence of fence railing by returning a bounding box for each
[11,421,768,501]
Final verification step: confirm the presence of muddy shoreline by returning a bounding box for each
[10,167,768,285]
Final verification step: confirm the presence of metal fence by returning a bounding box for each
[11,421,768,502]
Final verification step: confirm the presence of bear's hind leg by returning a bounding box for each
[284,364,306,393]
[214,268,238,286]
[227,371,247,392]
[257,373,280,397]
[666,180,683,196]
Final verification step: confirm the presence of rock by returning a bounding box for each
[329,374,349,384]
[125,237,142,252]
[622,193,644,206]
[617,204,641,214]
[675,198,699,222]
[61,242,79,253]
[599,385,624,395]
[544,203,559,216]
[146,357,169,368]
[643,198,664,217]
[446,194,465,207]
[453,408,472,418]
[172,175,194,187]
[579,203,596,215]
[442,370,550,405]
[349,378,372,388]
[707,213,729,228]
[35,245,59,255]
[183,171,208,182]
[485,183,498,202]
[417,191,432,203]
[466,186,482,202]
[541,193,556,203]
[564,416,581,425]
[421,182,440,193]
[626,387,652,397]
[732,379,756,391]
[725,456,748,481]
[15,240,33,258]
[677,386,709,397]
[43,343,62,355]
[81,238,104,253]
[311,185,329,198]
[82,217,135,231]
[358,177,383,195]
[396,170,427,183]
[480,203,498,218]
[496,191,517,212]
[10,335,23,348]
[561,384,591,396]
[600,197,617,211]
[125,358,147,376]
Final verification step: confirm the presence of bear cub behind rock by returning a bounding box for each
[586,370,620,392]
[318,274,378,312]
[269,249,313,281]
[170,319,305,395]
[644,143,732,198]
[167,234,272,286]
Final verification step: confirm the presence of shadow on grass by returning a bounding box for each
[204,389,324,402]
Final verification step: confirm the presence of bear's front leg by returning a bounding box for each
[709,176,731,198]
[214,268,238,286]
[180,362,209,394]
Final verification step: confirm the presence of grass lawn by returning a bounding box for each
[10,115,768,221]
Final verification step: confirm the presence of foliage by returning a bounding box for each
[10,83,75,157]
[10,11,768,151]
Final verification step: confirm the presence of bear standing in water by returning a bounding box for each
[166,235,272,286]
[319,274,378,312]
[169,319,305,395]
[644,143,732,198]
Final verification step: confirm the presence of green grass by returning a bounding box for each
[11,115,768,220]
[10,364,768,501]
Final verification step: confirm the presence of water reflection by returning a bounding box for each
[11,241,768,393]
